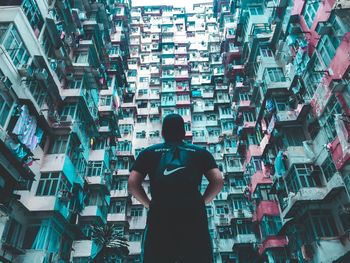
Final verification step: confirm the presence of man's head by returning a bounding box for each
[162,114,185,142]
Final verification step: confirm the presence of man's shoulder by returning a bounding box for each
[142,143,166,153]
[181,143,207,153]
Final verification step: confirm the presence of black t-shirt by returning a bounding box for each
[130,141,218,203]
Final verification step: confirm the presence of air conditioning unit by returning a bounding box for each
[123,157,128,161]
[236,219,243,224]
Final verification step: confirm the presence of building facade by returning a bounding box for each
[0,0,350,262]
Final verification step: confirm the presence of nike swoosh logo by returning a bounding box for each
[163,167,186,176]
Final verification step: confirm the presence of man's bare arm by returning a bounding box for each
[203,168,224,204]
[128,170,151,209]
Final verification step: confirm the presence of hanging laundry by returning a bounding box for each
[21,116,37,149]
[266,99,276,113]
[274,150,286,178]
[13,105,30,137]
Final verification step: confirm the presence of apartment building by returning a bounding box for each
[217,0,350,261]
[0,0,130,262]
[1,0,350,262]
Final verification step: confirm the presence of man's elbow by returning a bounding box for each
[217,175,224,189]
[127,175,138,194]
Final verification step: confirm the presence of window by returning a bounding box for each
[285,164,322,193]
[206,206,213,216]
[86,161,104,177]
[177,107,190,116]
[256,185,274,201]
[236,221,252,235]
[28,80,47,107]
[239,93,250,101]
[2,219,22,247]
[318,36,336,67]
[193,115,203,121]
[233,198,247,210]
[321,156,337,182]
[282,127,306,147]
[243,112,255,122]
[303,0,320,29]
[274,97,289,111]
[114,179,128,191]
[100,96,112,106]
[249,6,263,15]
[129,231,142,242]
[109,200,126,213]
[215,205,229,215]
[36,172,71,196]
[61,104,76,118]
[221,107,231,115]
[131,207,143,217]
[0,23,30,67]
[120,124,132,135]
[117,141,132,152]
[136,131,146,138]
[22,0,44,32]
[218,226,233,239]
[320,96,342,140]
[265,68,286,83]
[222,121,233,130]
[304,71,323,99]
[305,210,337,242]
[49,135,69,154]
[260,47,273,57]
[0,93,13,127]
[75,52,89,63]
[260,216,282,240]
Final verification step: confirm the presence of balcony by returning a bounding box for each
[258,236,288,255]
[250,171,272,194]
[233,234,257,248]
[175,70,189,80]
[275,102,311,125]
[71,240,99,260]
[80,205,108,223]
[245,145,263,165]
[330,115,350,169]
[110,189,128,198]
[285,146,313,168]
[227,64,245,79]
[217,239,235,252]
[129,216,147,230]
[129,241,142,255]
[281,172,345,219]
[16,250,58,263]
[224,46,242,64]
[107,212,128,222]
[85,175,111,191]
[192,136,207,143]
[254,201,280,222]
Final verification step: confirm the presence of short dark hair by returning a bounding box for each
[161,114,185,142]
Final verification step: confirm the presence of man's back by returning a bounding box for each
[128,113,223,263]
[131,141,217,205]
[131,141,217,262]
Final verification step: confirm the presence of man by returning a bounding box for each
[128,114,224,263]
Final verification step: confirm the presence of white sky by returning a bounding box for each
[132,0,213,12]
